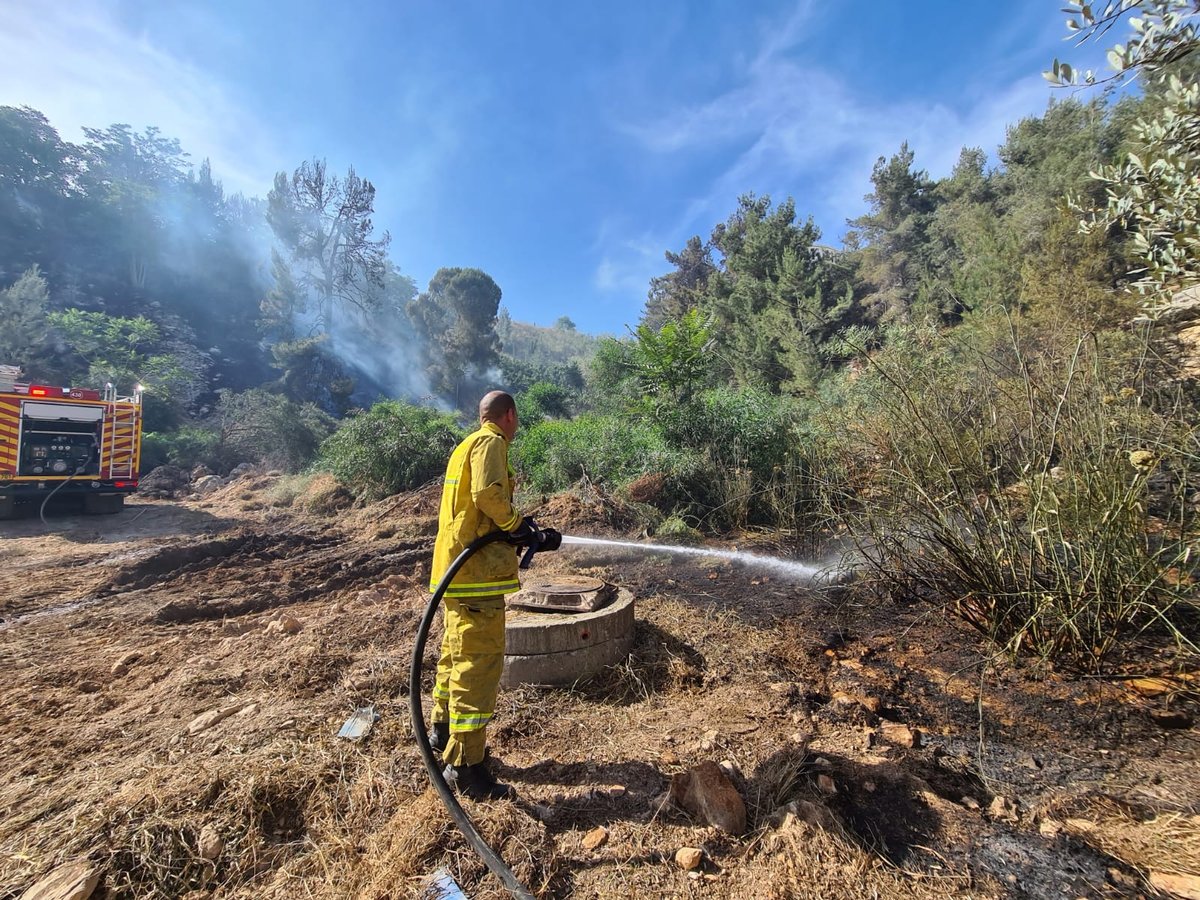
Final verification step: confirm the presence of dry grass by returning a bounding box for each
[1045,793,1200,885]
[729,818,999,899]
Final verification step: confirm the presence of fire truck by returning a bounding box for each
[0,365,142,519]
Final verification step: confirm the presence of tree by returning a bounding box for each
[74,124,191,302]
[627,308,715,407]
[644,235,716,329]
[46,308,207,428]
[1048,0,1199,314]
[0,107,76,282]
[702,194,854,392]
[0,266,50,366]
[267,158,390,333]
[846,143,938,324]
[260,249,304,343]
[407,267,503,406]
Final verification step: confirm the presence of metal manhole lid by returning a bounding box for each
[524,575,606,594]
[509,576,614,613]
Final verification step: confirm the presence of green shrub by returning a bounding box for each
[140,426,220,473]
[316,400,464,499]
[211,388,336,472]
[512,414,686,494]
[656,387,831,532]
[515,381,575,430]
[818,320,1199,670]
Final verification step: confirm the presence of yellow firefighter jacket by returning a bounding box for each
[429,421,523,597]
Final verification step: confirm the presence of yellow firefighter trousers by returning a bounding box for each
[430,595,505,766]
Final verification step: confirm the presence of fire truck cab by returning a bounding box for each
[0,365,142,519]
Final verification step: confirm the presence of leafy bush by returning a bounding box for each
[818,319,1199,670]
[211,388,336,472]
[140,426,221,473]
[513,414,686,494]
[657,387,827,532]
[515,381,575,429]
[316,400,464,499]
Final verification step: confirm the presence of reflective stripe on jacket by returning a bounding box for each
[429,421,523,596]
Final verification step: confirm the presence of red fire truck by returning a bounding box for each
[0,365,142,519]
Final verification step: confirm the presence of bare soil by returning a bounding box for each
[0,474,1197,899]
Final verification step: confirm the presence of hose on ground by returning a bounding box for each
[409,530,536,900]
[39,463,89,528]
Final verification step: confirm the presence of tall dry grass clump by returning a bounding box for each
[817,318,1199,670]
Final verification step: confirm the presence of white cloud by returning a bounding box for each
[622,6,1057,242]
[592,221,668,323]
[0,3,284,198]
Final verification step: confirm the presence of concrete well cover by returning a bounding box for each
[508,575,615,612]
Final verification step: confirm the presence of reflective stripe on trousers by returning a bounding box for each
[431,595,505,766]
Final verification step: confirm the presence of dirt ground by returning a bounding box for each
[1,473,1197,900]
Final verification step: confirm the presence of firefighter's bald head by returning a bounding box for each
[479,391,518,440]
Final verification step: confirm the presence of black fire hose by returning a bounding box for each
[410,523,560,900]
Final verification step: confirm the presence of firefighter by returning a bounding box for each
[427,390,533,801]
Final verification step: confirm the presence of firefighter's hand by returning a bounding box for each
[508,516,537,545]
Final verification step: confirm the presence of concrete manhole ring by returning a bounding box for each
[502,587,635,686]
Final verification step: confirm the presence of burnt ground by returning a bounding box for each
[0,473,1197,900]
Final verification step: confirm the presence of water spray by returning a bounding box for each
[558,534,826,581]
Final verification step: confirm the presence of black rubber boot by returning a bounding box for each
[430,721,449,756]
[443,762,516,801]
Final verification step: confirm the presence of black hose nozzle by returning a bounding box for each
[507,516,562,569]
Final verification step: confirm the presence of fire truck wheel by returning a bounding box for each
[83,494,125,515]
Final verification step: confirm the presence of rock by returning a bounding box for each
[669,761,748,835]
[987,795,1019,824]
[607,784,626,797]
[1150,871,1200,900]
[1039,818,1062,837]
[675,847,703,871]
[817,774,837,795]
[863,781,876,793]
[110,662,129,677]
[186,703,248,735]
[198,824,223,860]
[265,614,303,637]
[191,464,214,479]
[140,465,189,493]
[582,826,608,851]
[1150,708,1193,729]
[699,729,719,751]
[19,859,100,900]
[769,799,839,831]
[879,721,920,748]
[78,681,101,694]
[229,462,256,478]
[961,796,981,811]
[193,475,224,496]
[718,760,741,780]
[660,750,679,766]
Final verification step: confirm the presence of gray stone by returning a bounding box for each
[193,475,224,496]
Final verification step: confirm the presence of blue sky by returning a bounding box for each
[0,1,1097,334]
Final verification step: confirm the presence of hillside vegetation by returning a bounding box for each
[1,3,1197,670]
